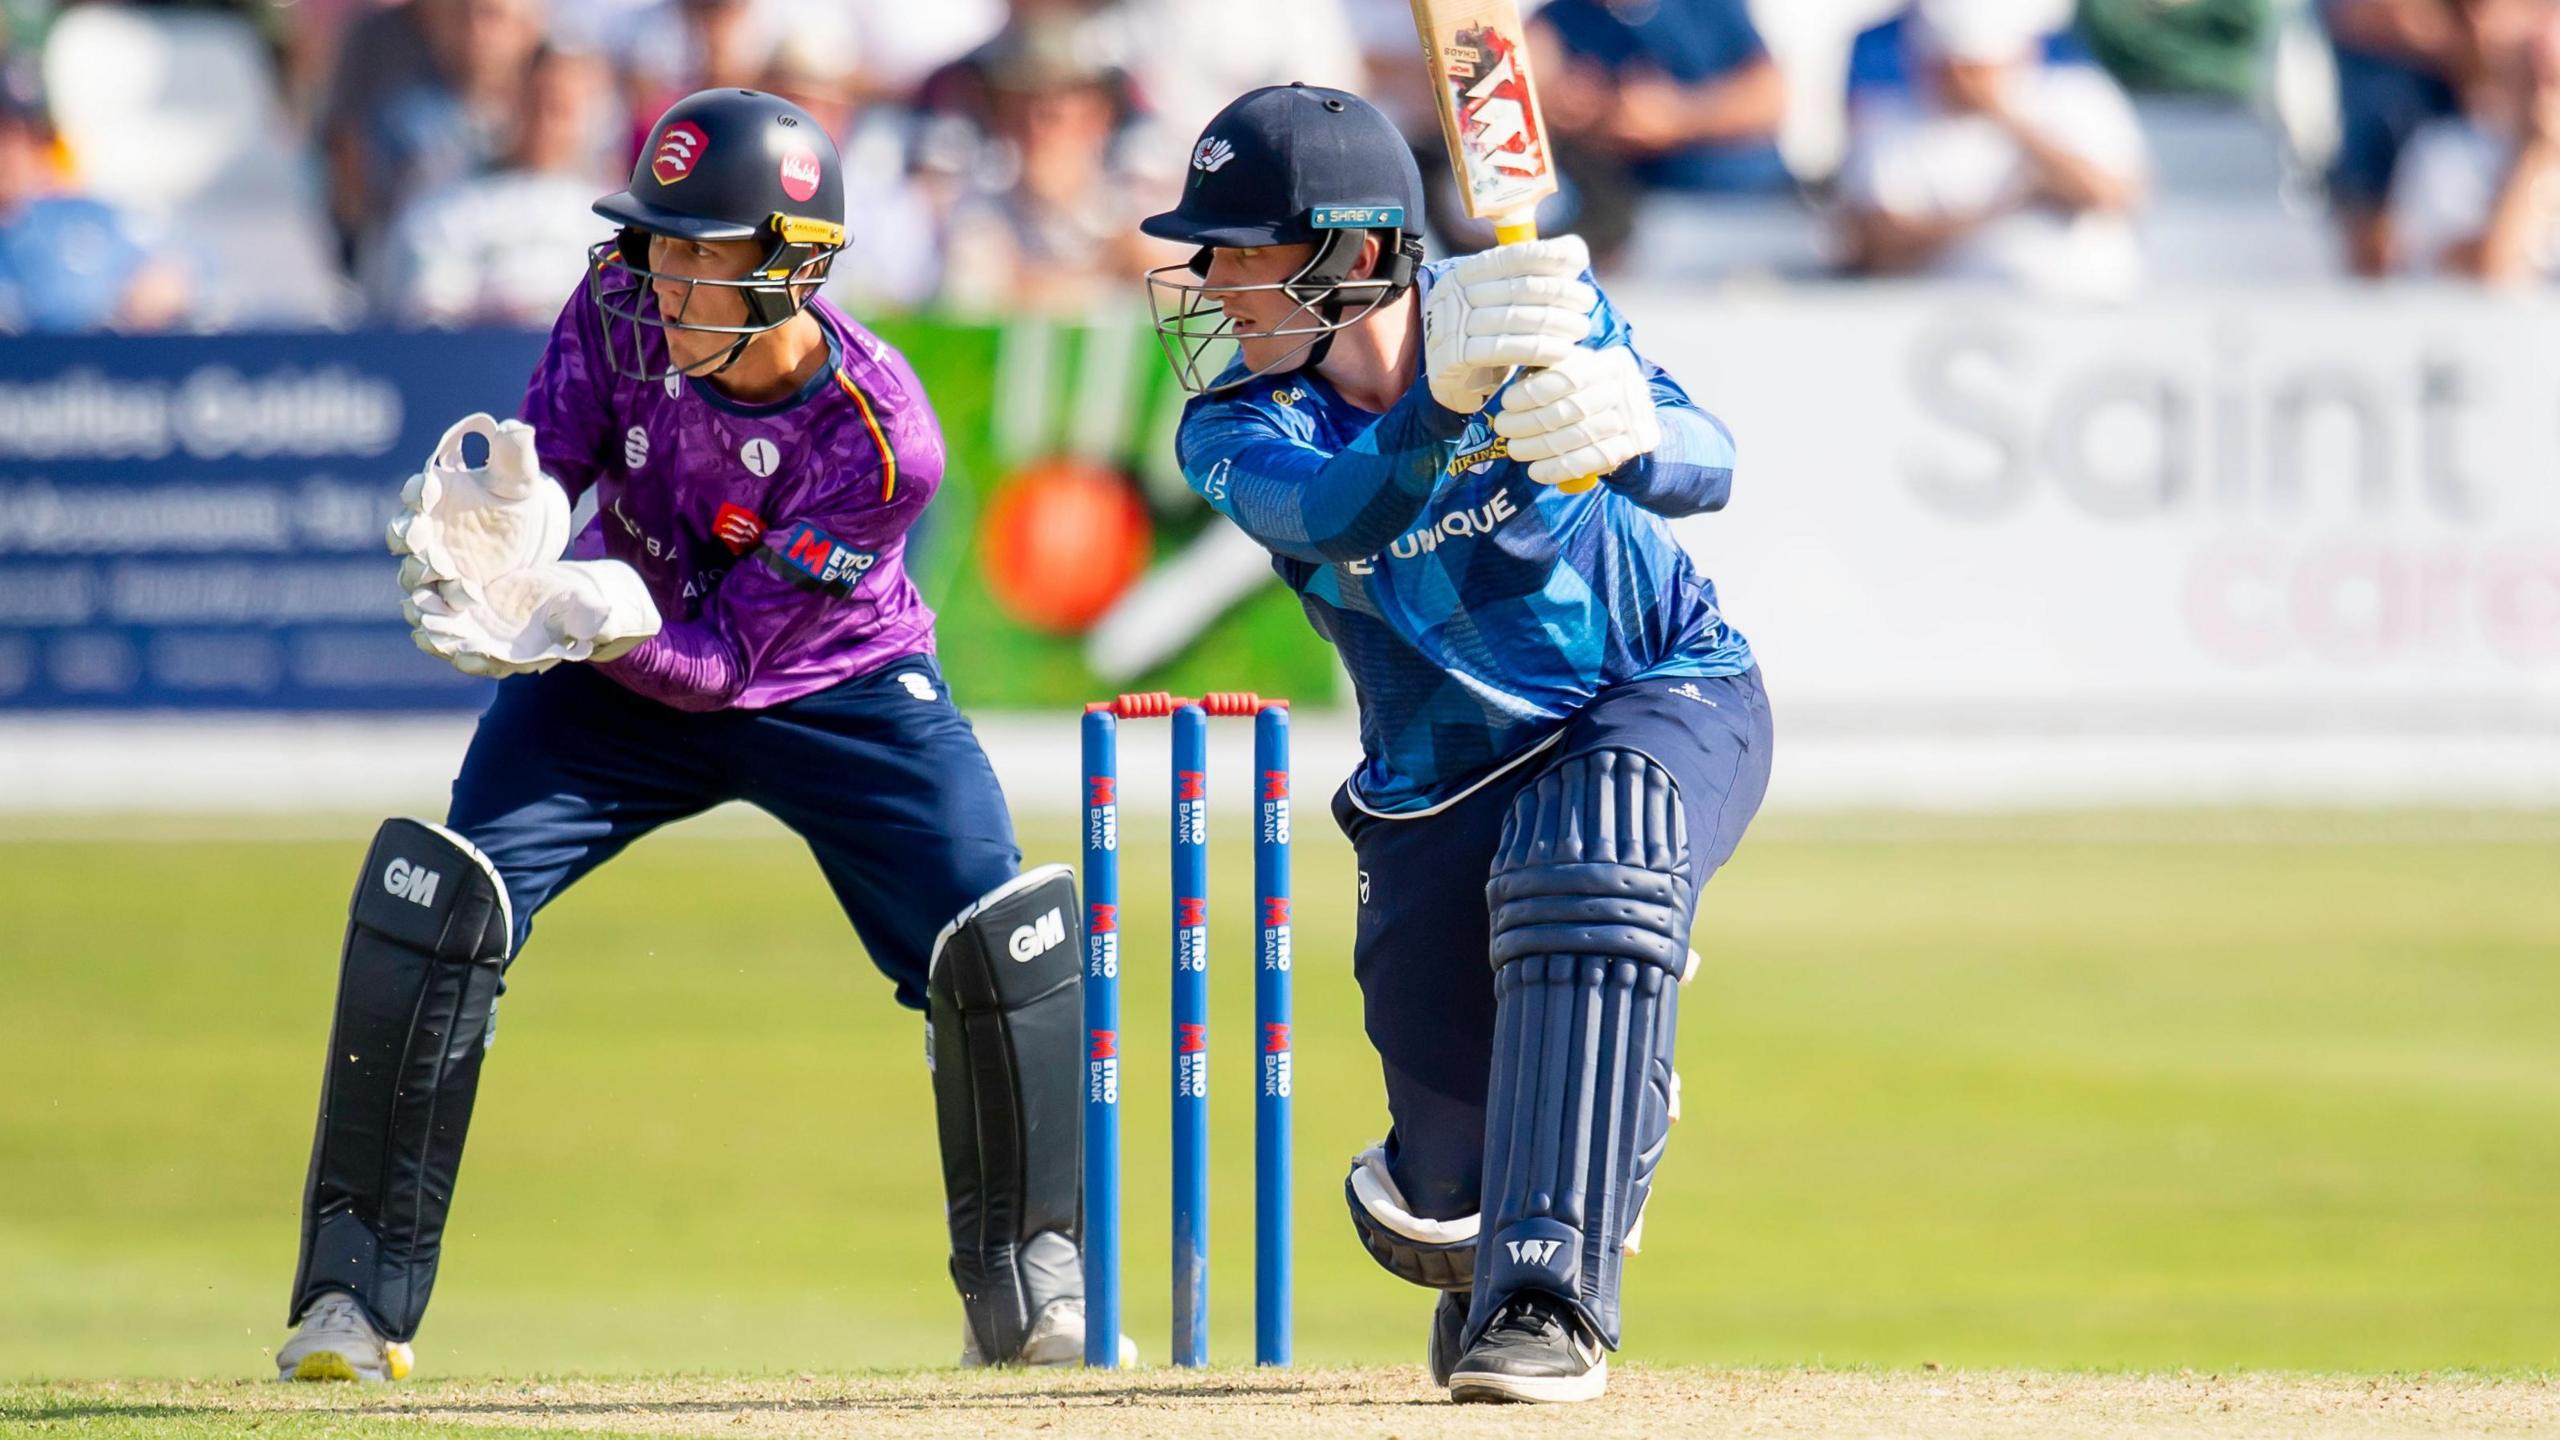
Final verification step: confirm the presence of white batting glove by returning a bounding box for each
[386,414,572,609]
[407,559,663,674]
[1491,346,1662,487]
[1423,235,1599,416]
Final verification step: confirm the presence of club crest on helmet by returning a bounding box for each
[651,122,706,185]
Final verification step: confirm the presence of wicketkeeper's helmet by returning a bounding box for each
[587,88,849,382]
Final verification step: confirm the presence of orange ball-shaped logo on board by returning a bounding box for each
[978,460,1154,634]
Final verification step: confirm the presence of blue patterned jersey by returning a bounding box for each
[1175,262,1755,814]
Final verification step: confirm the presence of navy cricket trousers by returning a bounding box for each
[1331,668,1775,1224]
[445,656,1021,1009]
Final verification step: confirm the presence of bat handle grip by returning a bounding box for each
[1490,218,1602,494]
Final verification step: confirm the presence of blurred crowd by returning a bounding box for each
[4,0,2560,333]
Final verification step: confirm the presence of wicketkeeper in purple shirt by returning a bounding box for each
[274,89,1111,1381]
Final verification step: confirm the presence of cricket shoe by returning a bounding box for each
[1426,1289,1468,1388]
[275,1291,414,1382]
[958,1299,1138,1368]
[1447,1292,1607,1404]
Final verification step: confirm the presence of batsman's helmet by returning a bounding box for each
[1140,83,1426,393]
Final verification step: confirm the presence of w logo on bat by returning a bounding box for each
[1505,1238,1564,1267]
[1192,137,1236,174]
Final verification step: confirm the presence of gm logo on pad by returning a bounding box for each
[383,857,441,907]
[1008,907,1067,962]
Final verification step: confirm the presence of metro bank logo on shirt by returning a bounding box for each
[764,521,876,596]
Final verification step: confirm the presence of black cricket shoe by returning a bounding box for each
[1426,1289,1468,1388]
[1447,1291,1607,1403]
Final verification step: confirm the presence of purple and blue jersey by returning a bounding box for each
[518,286,942,711]
[1175,261,1755,814]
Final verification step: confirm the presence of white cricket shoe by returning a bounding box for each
[275,1291,414,1382]
[959,1299,1138,1368]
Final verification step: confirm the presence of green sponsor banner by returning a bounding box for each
[872,312,1342,709]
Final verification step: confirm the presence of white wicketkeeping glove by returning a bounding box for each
[1422,235,1599,416]
[407,559,663,675]
[1491,345,1662,487]
[386,414,573,610]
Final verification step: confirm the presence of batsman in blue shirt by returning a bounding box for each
[1142,85,1773,1404]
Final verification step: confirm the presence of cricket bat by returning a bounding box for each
[1408,0,1600,492]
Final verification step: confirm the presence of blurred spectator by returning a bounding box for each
[846,1,1008,98]
[1530,0,1793,196]
[752,10,943,311]
[317,0,548,274]
[2323,0,2472,274]
[1750,0,1913,184]
[933,15,1174,313]
[371,44,613,324]
[919,0,1361,179]
[2077,0,2272,100]
[547,0,657,63]
[1834,0,2150,296]
[0,2,33,52]
[272,0,373,120]
[914,0,1125,130]
[586,0,1011,111]
[2391,0,2560,279]
[621,0,782,125]
[1110,0,1362,170]
[1344,0,1443,135]
[0,60,186,331]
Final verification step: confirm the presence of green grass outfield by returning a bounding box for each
[2,811,2555,1383]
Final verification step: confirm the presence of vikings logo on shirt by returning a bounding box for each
[1448,416,1510,476]
[763,521,876,596]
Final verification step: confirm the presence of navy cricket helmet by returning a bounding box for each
[1142,84,1427,392]
[588,88,850,382]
